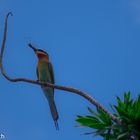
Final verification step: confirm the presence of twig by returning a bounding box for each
[0,12,121,124]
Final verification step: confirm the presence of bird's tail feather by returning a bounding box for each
[49,101,59,130]
[54,120,59,130]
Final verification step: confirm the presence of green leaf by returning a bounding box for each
[97,108,112,125]
[87,107,98,117]
[85,116,100,123]
[89,123,106,129]
[117,132,128,139]
[76,91,140,139]
[76,117,97,126]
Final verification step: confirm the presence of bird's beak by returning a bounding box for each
[28,43,37,53]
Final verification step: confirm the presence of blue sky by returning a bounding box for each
[0,0,140,140]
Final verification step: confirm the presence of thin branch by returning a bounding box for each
[0,12,121,124]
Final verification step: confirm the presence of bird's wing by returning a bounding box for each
[48,62,55,84]
[36,66,39,79]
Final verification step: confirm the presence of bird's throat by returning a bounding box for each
[37,53,49,60]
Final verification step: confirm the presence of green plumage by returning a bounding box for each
[37,61,59,130]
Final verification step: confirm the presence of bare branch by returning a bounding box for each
[0,12,121,124]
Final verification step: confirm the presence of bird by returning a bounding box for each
[28,43,59,130]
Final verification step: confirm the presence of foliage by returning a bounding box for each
[76,92,140,139]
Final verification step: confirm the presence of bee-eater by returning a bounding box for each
[28,43,59,130]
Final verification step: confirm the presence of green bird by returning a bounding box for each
[28,43,59,130]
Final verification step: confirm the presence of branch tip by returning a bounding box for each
[7,12,13,18]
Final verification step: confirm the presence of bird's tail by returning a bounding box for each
[49,101,59,130]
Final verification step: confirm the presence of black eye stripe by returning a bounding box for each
[37,49,48,55]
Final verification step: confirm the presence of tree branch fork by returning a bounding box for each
[0,12,121,124]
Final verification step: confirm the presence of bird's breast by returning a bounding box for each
[38,61,51,83]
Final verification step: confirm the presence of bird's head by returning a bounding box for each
[28,43,49,59]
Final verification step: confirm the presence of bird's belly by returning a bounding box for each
[39,65,54,99]
[39,64,51,83]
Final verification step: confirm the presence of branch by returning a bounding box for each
[0,12,121,124]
